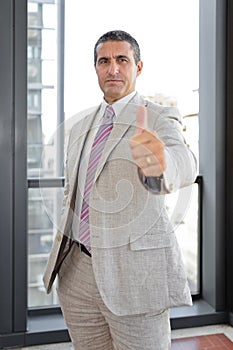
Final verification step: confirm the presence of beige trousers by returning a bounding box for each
[57,243,171,350]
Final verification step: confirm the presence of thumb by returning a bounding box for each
[136,104,148,134]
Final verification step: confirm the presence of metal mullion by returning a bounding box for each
[0,0,14,336]
[13,0,28,334]
[196,175,203,298]
[28,177,65,188]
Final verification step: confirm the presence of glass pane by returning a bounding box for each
[166,183,200,294]
[28,187,63,307]
[27,0,60,179]
[64,1,199,153]
[27,0,63,308]
[64,0,200,295]
[27,0,199,308]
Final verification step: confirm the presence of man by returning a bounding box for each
[43,30,197,349]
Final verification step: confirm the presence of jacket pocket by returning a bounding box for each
[129,232,175,251]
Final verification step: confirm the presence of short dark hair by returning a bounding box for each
[94,30,141,66]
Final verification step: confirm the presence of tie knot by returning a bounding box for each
[103,105,115,122]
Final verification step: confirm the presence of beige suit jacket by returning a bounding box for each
[43,93,197,316]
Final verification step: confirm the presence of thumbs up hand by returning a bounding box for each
[129,105,166,177]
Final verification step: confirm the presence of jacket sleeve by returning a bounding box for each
[141,103,197,194]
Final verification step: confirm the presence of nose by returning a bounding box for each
[108,61,119,75]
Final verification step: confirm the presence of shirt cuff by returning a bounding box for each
[138,168,164,193]
[144,175,164,193]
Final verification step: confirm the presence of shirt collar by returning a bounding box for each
[100,91,136,118]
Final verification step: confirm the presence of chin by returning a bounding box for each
[106,89,125,99]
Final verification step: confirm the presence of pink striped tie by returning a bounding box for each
[79,105,115,252]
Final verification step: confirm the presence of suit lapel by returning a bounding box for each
[68,93,145,190]
[68,106,100,191]
[94,93,144,182]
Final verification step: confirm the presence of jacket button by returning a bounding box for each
[57,234,62,242]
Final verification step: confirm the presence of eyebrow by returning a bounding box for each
[97,54,130,63]
[116,55,129,60]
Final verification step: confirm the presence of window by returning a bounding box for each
[27,0,199,307]
[27,0,63,307]
[0,0,230,347]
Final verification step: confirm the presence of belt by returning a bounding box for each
[76,242,92,257]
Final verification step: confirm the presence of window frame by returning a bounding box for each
[0,0,28,347]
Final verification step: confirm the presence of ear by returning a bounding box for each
[136,61,143,77]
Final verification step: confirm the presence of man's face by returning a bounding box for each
[95,40,143,104]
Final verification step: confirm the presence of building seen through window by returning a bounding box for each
[27,0,61,306]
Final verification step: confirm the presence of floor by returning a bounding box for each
[172,334,233,349]
[11,325,233,350]
[171,325,233,349]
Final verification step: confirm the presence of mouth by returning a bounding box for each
[105,79,123,84]
[105,74,124,82]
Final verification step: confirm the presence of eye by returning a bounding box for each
[118,57,128,63]
[98,58,108,65]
